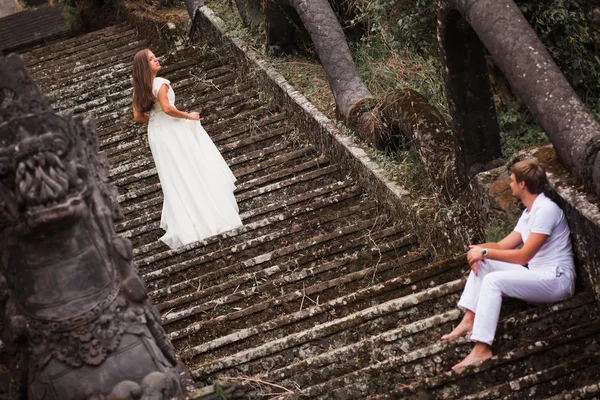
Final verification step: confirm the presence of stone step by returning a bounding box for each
[21,23,132,63]
[143,212,387,289]
[459,352,600,399]
[62,62,242,118]
[110,144,315,191]
[341,293,599,400]
[129,179,355,260]
[27,28,139,73]
[189,277,460,382]
[305,320,600,399]
[126,182,359,262]
[402,321,600,399]
[0,4,71,51]
[543,380,600,400]
[34,40,148,90]
[155,224,414,321]
[166,225,419,343]
[125,185,367,269]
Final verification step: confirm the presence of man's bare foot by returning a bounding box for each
[452,342,492,370]
[441,311,474,341]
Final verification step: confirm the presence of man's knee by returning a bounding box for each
[481,272,504,292]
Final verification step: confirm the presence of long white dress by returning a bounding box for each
[147,77,242,249]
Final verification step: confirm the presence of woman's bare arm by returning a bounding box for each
[157,84,199,120]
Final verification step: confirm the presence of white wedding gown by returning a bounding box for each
[147,77,242,249]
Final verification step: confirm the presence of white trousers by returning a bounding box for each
[458,259,574,345]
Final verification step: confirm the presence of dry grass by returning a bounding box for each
[206,0,337,117]
[269,56,337,118]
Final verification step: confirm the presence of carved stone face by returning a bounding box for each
[0,113,88,233]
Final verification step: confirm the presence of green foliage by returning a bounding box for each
[346,0,438,54]
[484,217,514,243]
[213,381,229,400]
[62,0,81,30]
[498,102,549,160]
[405,54,449,121]
[348,2,449,121]
[390,0,438,54]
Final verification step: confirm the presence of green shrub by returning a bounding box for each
[390,0,438,54]
[497,102,548,160]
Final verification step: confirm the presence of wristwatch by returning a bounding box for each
[481,248,488,258]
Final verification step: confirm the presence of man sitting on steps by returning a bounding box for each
[441,159,576,370]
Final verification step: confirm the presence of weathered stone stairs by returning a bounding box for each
[18,22,600,399]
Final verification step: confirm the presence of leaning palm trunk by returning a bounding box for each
[285,0,373,123]
[185,0,462,189]
[186,0,384,145]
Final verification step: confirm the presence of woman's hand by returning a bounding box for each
[186,112,200,120]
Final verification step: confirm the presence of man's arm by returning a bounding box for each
[475,230,523,251]
[468,232,548,266]
[466,230,525,276]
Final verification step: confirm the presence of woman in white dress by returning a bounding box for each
[131,48,242,249]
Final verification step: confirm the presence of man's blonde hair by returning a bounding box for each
[511,159,548,194]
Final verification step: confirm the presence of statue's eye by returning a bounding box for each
[0,163,9,178]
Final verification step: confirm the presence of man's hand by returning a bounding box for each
[467,245,486,276]
[470,261,479,277]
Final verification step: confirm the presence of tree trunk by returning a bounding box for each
[185,0,204,20]
[441,0,600,197]
[438,4,503,182]
[379,89,462,195]
[287,0,373,124]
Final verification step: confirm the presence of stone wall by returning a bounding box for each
[117,0,191,55]
[0,0,20,18]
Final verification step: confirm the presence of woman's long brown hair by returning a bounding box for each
[132,49,154,113]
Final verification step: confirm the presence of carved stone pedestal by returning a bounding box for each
[0,54,188,400]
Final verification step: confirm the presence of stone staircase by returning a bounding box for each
[17,22,600,399]
[0,3,70,52]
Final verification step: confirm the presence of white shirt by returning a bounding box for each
[514,192,575,278]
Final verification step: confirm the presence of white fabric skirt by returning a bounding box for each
[147,113,242,249]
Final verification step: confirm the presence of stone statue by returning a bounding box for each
[0,54,187,400]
